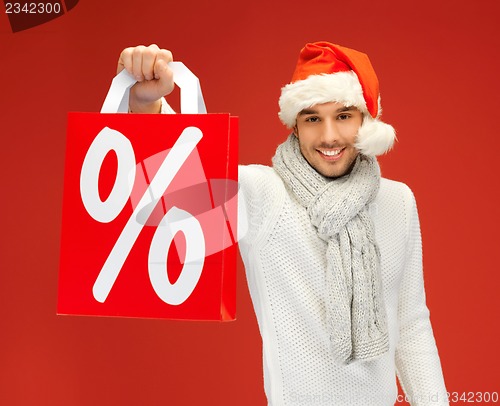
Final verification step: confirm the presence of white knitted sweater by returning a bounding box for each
[238,164,448,406]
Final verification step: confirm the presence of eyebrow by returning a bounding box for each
[298,106,357,115]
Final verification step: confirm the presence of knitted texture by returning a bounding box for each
[238,165,449,406]
[272,135,389,363]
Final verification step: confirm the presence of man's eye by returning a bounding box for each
[305,116,320,122]
[337,114,350,120]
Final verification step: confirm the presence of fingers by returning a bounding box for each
[117,46,134,75]
[154,57,175,96]
[154,49,173,79]
[140,44,158,81]
[117,44,173,82]
[131,45,148,80]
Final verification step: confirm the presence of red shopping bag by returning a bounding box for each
[58,63,238,321]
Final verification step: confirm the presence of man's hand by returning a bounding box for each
[117,44,174,113]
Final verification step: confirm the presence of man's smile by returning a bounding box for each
[317,147,346,161]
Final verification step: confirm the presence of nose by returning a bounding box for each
[322,118,340,145]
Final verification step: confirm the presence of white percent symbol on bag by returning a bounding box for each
[80,125,206,305]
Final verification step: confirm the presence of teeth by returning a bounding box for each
[320,149,342,156]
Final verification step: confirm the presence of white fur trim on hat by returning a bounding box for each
[278,71,367,128]
[278,71,396,156]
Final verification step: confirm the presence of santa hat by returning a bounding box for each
[278,42,396,156]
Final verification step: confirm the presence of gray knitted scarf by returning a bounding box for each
[272,134,389,364]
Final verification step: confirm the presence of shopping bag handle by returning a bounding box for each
[100,61,207,114]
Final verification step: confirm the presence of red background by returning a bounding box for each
[1,0,499,405]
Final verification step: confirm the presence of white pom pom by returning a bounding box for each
[356,118,396,156]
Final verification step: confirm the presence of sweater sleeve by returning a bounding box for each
[395,187,449,406]
[237,165,284,251]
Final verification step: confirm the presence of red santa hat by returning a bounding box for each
[278,42,396,156]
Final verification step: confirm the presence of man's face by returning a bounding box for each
[294,102,363,178]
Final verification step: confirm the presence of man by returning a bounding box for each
[117,42,448,405]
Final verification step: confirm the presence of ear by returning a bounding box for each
[293,125,299,137]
